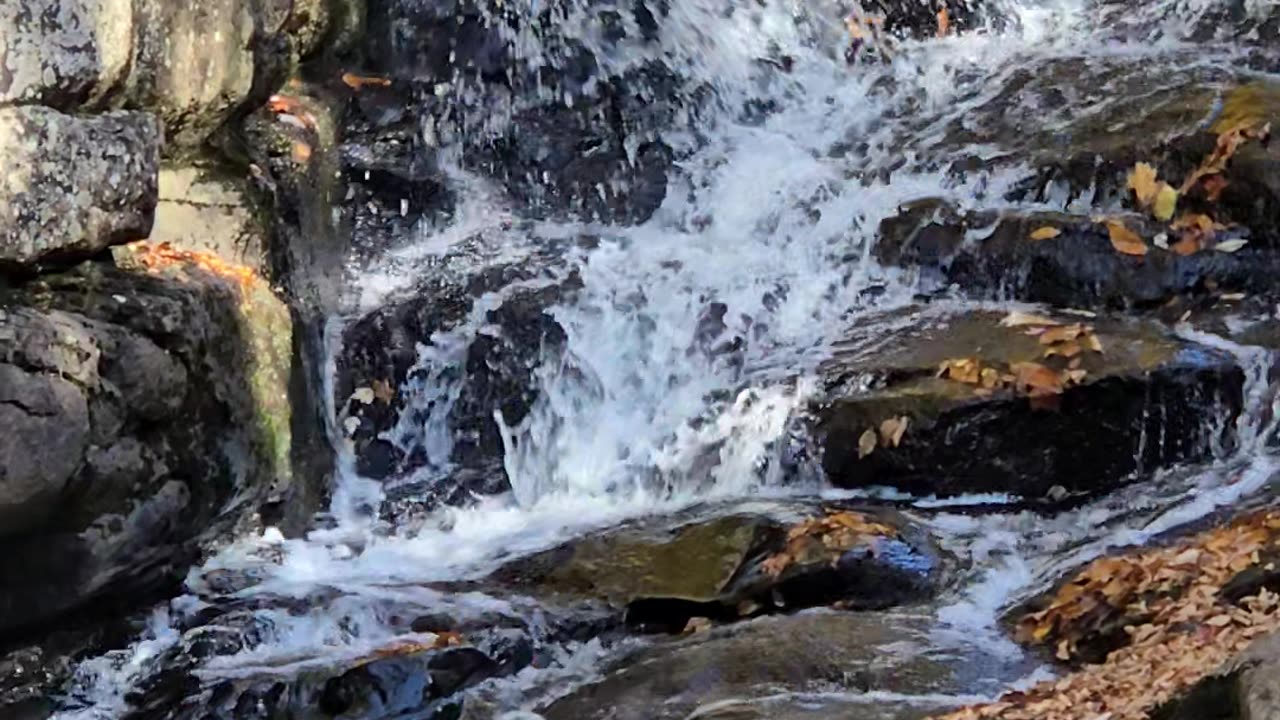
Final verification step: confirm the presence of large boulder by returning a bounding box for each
[0,107,160,268]
[489,502,945,633]
[0,253,292,639]
[815,308,1244,501]
[542,610,1038,720]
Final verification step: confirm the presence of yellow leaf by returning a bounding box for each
[1153,183,1178,222]
[1127,162,1160,207]
[1029,225,1062,241]
[1107,221,1148,256]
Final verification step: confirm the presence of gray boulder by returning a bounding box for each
[0,106,160,266]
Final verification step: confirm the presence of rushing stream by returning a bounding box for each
[49,0,1280,717]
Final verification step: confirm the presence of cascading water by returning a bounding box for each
[47,0,1280,717]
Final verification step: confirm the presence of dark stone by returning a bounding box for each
[816,309,1245,500]
[876,202,1279,309]
[489,503,943,634]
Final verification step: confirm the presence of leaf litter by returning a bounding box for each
[933,511,1280,720]
[760,510,898,578]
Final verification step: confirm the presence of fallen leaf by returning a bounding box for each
[342,71,393,90]
[1153,184,1178,222]
[1127,162,1160,207]
[980,367,1002,389]
[372,379,396,404]
[879,416,910,448]
[1011,362,1065,397]
[291,141,312,163]
[1038,324,1087,345]
[1215,238,1249,253]
[858,428,878,458]
[1029,226,1062,241]
[352,387,375,405]
[1001,311,1062,327]
[683,617,713,634]
[1083,333,1104,354]
[1044,339,1082,359]
[939,357,982,385]
[1171,236,1201,256]
[1201,173,1230,202]
[1107,221,1148,256]
[1181,120,1272,193]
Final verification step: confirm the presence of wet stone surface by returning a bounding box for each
[815,308,1245,501]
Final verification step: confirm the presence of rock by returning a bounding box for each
[0,361,90,534]
[490,502,943,633]
[0,0,342,148]
[541,610,1039,720]
[816,308,1244,500]
[149,166,269,272]
[0,0,134,108]
[334,265,572,500]
[0,256,292,639]
[875,202,1280,309]
[0,107,161,268]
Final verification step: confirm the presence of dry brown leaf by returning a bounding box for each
[1106,221,1148,256]
[1181,120,1272,193]
[878,416,909,448]
[1001,311,1061,327]
[1044,340,1082,359]
[1011,362,1065,397]
[1029,226,1062,241]
[1171,236,1201,256]
[683,617,713,634]
[1038,324,1087,345]
[1201,173,1230,202]
[372,379,396,404]
[342,71,393,90]
[939,357,982,385]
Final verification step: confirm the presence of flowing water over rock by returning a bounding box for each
[35,0,1280,718]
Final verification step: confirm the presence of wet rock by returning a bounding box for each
[1094,0,1280,44]
[335,265,572,499]
[816,308,1244,500]
[491,503,943,633]
[542,611,1037,720]
[0,107,160,268]
[0,257,292,639]
[876,201,1279,309]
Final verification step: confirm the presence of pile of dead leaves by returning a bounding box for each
[934,313,1099,409]
[933,511,1280,720]
[760,510,897,578]
[122,241,261,293]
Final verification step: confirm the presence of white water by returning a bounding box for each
[51,0,1280,717]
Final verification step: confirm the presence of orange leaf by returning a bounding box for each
[1029,226,1062,241]
[342,72,393,90]
[1106,221,1148,256]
